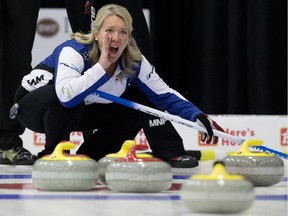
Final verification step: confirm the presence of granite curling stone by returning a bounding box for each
[222,139,284,186]
[32,141,99,191]
[98,140,152,185]
[105,144,172,193]
[181,161,254,213]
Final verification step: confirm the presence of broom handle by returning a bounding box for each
[95,90,244,143]
[94,90,287,160]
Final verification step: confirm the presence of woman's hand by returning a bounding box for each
[98,33,114,70]
[196,114,224,144]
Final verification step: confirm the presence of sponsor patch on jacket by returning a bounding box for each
[60,62,80,72]
[146,65,155,80]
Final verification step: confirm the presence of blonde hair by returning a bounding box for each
[70,4,142,78]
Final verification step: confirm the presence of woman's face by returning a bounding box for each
[96,15,129,60]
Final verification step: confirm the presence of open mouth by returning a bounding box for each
[110,45,119,54]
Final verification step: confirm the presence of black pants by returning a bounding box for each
[16,85,148,160]
[0,0,41,150]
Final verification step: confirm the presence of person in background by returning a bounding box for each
[0,0,41,165]
[13,4,224,165]
[64,0,205,168]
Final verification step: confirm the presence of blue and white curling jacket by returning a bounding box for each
[22,39,203,122]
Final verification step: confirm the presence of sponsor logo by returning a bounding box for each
[134,129,149,146]
[27,75,44,86]
[148,118,166,127]
[37,18,59,37]
[70,132,84,146]
[34,133,45,146]
[280,128,288,146]
[33,132,84,146]
[220,128,255,146]
[61,85,72,99]
[59,62,80,72]
[146,65,154,80]
[197,133,218,146]
[83,51,90,60]
[197,127,256,146]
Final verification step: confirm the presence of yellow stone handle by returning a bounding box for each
[41,141,88,161]
[192,162,244,180]
[106,140,152,158]
[106,140,135,157]
[229,139,274,157]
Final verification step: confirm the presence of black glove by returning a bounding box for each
[196,114,224,144]
[9,85,27,119]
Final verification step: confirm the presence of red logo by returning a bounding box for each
[197,132,218,146]
[33,132,46,146]
[134,129,149,146]
[280,128,288,146]
[70,131,84,146]
[33,131,84,146]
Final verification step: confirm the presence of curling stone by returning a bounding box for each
[181,161,254,213]
[32,141,99,191]
[98,140,152,185]
[222,139,284,186]
[106,144,172,193]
